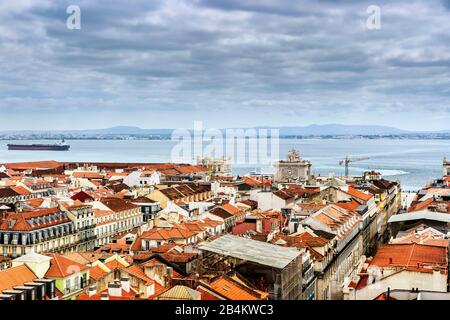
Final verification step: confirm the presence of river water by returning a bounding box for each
[1,138,448,190]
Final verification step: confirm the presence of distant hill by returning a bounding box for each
[0,126,173,135]
[79,126,173,135]
[74,124,412,136]
[1,124,446,137]
[274,124,410,136]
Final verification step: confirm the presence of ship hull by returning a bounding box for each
[7,144,70,151]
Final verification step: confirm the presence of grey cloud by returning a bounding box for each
[0,0,450,131]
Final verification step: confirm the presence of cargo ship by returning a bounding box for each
[7,140,70,151]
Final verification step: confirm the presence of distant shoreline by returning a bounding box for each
[2,135,450,141]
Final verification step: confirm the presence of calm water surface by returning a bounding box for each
[1,138,448,190]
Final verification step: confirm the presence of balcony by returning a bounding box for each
[77,235,97,243]
[78,225,96,231]
[58,243,76,250]
[63,283,88,298]
[302,261,312,271]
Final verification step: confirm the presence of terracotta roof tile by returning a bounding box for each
[209,276,262,300]
[370,243,448,274]
[346,187,373,202]
[0,264,36,292]
[46,253,89,278]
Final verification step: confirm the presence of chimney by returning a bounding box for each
[120,277,130,293]
[256,219,263,234]
[101,292,109,300]
[165,267,174,287]
[146,283,155,298]
[107,282,122,297]
[88,285,97,297]
[167,267,174,278]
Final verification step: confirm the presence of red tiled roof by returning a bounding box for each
[332,199,361,211]
[3,161,61,170]
[0,208,70,232]
[346,187,373,202]
[221,203,243,216]
[46,253,89,278]
[141,227,197,241]
[101,198,138,212]
[0,264,36,292]
[124,265,155,285]
[26,198,46,208]
[241,177,264,187]
[11,186,31,195]
[370,243,448,274]
[77,287,138,300]
[104,259,128,270]
[197,287,223,300]
[89,265,109,280]
[209,276,264,300]
[72,171,104,179]
[161,252,198,263]
[150,243,178,253]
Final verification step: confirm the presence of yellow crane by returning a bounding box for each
[339,156,370,177]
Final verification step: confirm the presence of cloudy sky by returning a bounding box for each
[1,0,450,131]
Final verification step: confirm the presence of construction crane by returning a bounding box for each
[339,156,370,177]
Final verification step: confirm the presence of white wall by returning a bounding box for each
[353,269,447,300]
[124,170,160,187]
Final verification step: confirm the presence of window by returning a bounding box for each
[66,278,71,291]
[81,273,87,287]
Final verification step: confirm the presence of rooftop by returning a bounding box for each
[388,210,450,223]
[0,264,37,292]
[199,234,301,269]
[156,285,200,300]
[370,243,448,274]
[12,252,52,264]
